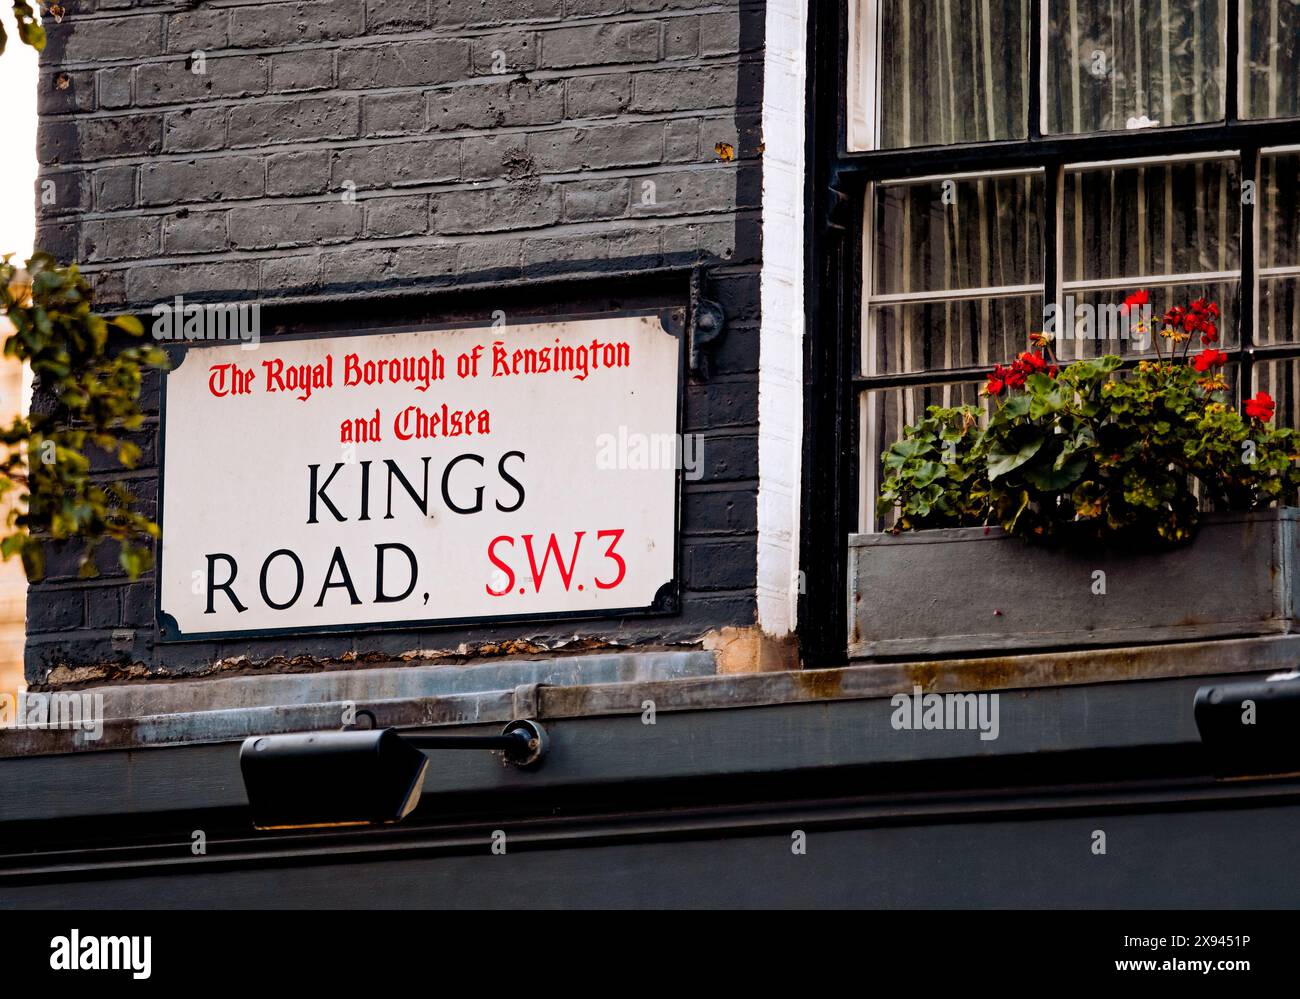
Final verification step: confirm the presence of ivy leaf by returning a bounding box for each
[110,314,145,336]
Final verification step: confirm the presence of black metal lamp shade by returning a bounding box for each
[1194,677,1300,779]
[239,728,430,830]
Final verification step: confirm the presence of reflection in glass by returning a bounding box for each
[1046,0,1226,134]
[878,0,1030,148]
[1063,158,1240,281]
[874,174,1042,295]
[1243,0,1300,119]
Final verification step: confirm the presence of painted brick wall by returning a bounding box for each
[27,0,766,683]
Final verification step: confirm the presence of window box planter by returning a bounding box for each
[848,507,1300,659]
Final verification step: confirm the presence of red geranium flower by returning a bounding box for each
[1245,391,1276,422]
[1121,289,1149,314]
[1192,348,1228,372]
[1017,350,1048,372]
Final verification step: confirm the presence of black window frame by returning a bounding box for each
[801,0,1300,665]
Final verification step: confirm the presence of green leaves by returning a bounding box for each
[0,3,47,56]
[0,254,168,581]
[877,405,988,531]
[880,351,1300,546]
[988,430,1044,481]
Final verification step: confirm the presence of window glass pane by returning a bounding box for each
[1259,152,1299,345]
[1051,281,1239,362]
[878,0,1030,149]
[870,294,1042,374]
[1243,1,1300,119]
[1261,152,1300,269]
[1046,0,1226,135]
[1260,277,1300,346]
[1062,158,1241,281]
[874,174,1043,295]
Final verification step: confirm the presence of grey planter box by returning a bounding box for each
[848,508,1300,659]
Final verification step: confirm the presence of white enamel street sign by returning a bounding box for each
[158,313,681,638]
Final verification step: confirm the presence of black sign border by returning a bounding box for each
[154,306,686,643]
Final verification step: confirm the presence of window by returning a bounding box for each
[1046,0,1226,134]
[804,0,1300,661]
[1243,0,1300,119]
[857,0,1032,149]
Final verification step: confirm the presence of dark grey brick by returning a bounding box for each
[228,201,363,249]
[627,0,712,10]
[430,184,562,234]
[472,32,539,76]
[228,96,359,147]
[460,134,531,182]
[27,589,84,632]
[86,587,120,630]
[566,0,625,14]
[631,65,737,112]
[163,107,228,153]
[140,156,265,206]
[126,261,260,303]
[661,216,748,262]
[540,21,660,69]
[49,14,163,61]
[228,0,365,47]
[271,50,335,93]
[267,149,331,196]
[528,121,663,172]
[330,138,459,190]
[38,70,95,115]
[362,91,426,137]
[702,9,762,55]
[338,40,471,89]
[427,79,563,131]
[684,539,754,590]
[665,15,700,59]
[456,237,522,275]
[121,582,153,629]
[96,66,133,110]
[563,177,631,221]
[40,114,162,164]
[665,118,699,161]
[261,254,321,292]
[684,378,758,431]
[365,195,430,237]
[320,245,396,285]
[163,210,229,254]
[35,221,78,260]
[135,56,269,107]
[522,231,610,269]
[90,270,127,308]
[80,215,160,262]
[565,73,631,118]
[389,244,459,280]
[604,224,661,262]
[366,0,431,33]
[166,8,230,53]
[36,170,91,216]
[431,0,563,27]
[684,487,757,533]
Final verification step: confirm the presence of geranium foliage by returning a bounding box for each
[878,295,1300,545]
